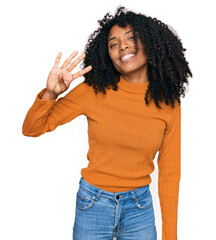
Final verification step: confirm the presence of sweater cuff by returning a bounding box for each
[36,88,58,103]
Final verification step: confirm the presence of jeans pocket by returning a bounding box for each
[76,186,96,211]
[135,188,153,210]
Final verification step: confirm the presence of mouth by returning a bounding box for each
[120,53,136,63]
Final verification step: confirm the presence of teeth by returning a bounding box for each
[122,54,135,61]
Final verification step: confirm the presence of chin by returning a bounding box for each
[118,66,139,74]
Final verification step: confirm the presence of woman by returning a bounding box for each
[22,6,192,240]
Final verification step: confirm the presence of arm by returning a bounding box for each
[157,102,181,240]
[22,83,86,137]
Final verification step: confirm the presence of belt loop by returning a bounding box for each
[130,190,136,203]
[94,189,103,202]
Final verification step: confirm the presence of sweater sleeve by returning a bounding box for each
[22,82,86,137]
[157,102,181,240]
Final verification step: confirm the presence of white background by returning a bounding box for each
[0,0,215,239]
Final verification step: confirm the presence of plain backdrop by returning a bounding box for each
[0,0,215,239]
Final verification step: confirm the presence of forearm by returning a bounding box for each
[22,84,85,137]
[22,88,57,137]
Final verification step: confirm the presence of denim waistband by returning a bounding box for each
[78,176,150,202]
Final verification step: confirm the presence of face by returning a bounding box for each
[107,24,148,75]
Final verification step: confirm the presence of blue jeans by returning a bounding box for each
[73,177,157,240]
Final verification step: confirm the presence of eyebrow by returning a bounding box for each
[107,30,134,44]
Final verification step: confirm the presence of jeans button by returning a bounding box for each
[116,195,119,199]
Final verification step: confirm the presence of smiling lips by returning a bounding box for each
[120,53,136,63]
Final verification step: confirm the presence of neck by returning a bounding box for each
[120,66,149,84]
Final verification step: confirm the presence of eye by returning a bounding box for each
[110,43,117,49]
[109,36,135,49]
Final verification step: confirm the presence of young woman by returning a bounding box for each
[22,6,192,240]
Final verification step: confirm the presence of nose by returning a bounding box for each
[119,40,129,51]
[120,44,129,52]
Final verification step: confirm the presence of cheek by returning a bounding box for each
[109,50,117,61]
[137,51,147,63]
[109,53,120,67]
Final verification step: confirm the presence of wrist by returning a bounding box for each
[41,89,58,100]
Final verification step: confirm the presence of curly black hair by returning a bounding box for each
[81,6,193,109]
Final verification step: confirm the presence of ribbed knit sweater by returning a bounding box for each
[22,75,181,240]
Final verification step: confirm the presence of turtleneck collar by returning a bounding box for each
[117,75,149,94]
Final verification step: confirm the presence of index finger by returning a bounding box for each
[53,52,62,68]
[71,65,92,80]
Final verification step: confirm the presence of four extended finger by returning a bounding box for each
[71,65,92,80]
[67,52,86,72]
[60,50,78,69]
[53,52,62,68]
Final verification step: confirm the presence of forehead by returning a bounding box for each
[108,24,133,37]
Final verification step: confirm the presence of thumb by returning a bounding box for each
[62,69,73,86]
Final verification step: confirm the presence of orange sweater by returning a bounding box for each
[22,75,181,240]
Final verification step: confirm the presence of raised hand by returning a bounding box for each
[44,51,92,98]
